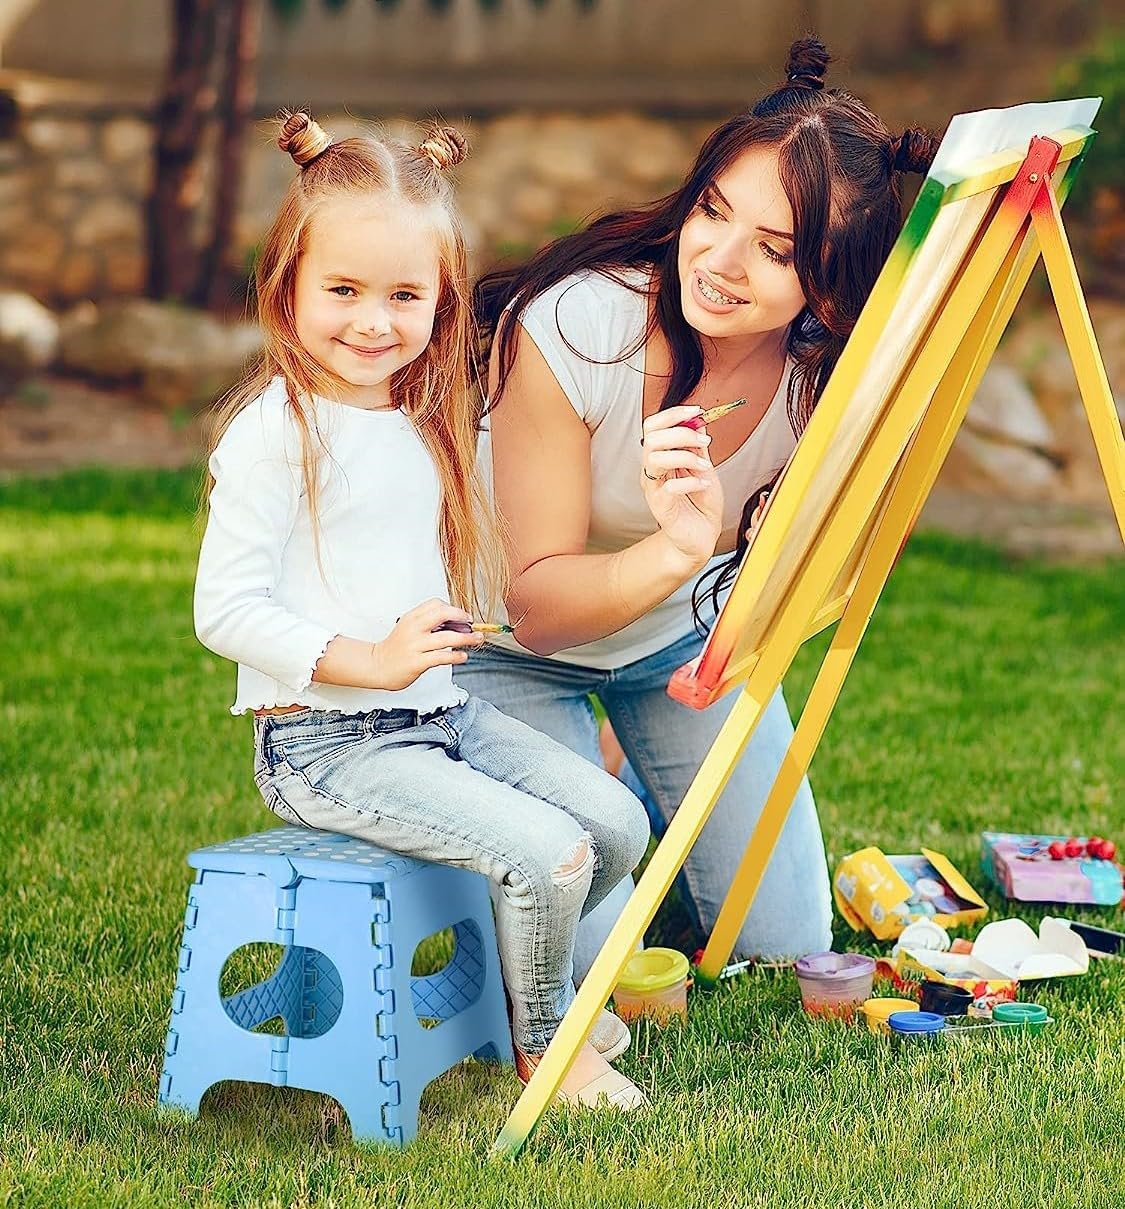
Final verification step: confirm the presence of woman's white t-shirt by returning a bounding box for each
[479,269,799,669]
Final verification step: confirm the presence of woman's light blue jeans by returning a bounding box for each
[455,629,833,980]
[252,696,649,1053]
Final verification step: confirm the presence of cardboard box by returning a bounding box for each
[895,917,1089,1003]
[981,831,1124,905]
[891,949,1017,1007]
[833,847,988,940]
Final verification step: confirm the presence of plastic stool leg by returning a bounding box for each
[159,870,286,1115]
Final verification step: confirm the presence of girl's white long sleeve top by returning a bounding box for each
[194,378,465,716]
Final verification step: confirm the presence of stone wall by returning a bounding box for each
[1,59,1121,542]
[0,77,151,302]
[0,72,718,305]
[6,0,1113,112]
[4,0,1121,308]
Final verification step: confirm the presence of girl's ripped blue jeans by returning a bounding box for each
[455,630,834,977]
[252,695,649,1054]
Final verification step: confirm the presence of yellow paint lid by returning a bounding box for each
[862,997,920,1026]
[616,948,690,993]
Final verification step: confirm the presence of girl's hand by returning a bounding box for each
[371,599,484,691]
[640,406,723,571]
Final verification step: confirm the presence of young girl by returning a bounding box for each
[193,112,649,1109]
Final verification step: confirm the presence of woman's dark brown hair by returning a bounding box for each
[473,37,940,627]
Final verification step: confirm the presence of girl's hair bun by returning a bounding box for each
[889,127,940,175]
[785,37,831,89]
[277,110,333,168]
[417,124,468,171]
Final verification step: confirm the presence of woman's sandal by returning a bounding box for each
[515,1047,648,1110]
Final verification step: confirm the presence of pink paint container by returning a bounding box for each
[794,952,876,1019]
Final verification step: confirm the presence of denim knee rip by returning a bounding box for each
[552,835,595,887]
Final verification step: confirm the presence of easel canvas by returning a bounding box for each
[494,97,1123,1157]
[669,97,1113,711]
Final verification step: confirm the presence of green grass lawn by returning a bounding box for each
[1,468,1123,1209]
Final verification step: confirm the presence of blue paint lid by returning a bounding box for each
[888,1010,946,1034]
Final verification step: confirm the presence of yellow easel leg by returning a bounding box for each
[699,217,1042,981]
[670,183,1040,987]
[491,674,774,1157]
[1032,183,1125,544]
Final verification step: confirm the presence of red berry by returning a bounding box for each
[1087,836,1105,857]
[1065,838,1085,858]
[1102,841,1117,861]
[1048,841,1067,861]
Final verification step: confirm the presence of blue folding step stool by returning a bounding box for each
[158,827,513,1146]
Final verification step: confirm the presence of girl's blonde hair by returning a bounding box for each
[206,110,505,617]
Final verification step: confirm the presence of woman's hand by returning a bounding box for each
[745,490,771,543]
[369,599,484,691]
[640,406,724,572]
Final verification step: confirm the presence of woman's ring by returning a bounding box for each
[643,468,664,482]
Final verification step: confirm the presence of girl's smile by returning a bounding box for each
[336,339,400,357]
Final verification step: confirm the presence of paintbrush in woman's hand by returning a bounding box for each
[683,397,747,430]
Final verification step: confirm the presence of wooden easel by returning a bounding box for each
[493,124,1123,1158]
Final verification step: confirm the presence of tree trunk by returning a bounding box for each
[145,0,220,301]
[199,0,262,311]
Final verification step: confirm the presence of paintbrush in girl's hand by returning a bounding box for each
[434,620,516,634]
[683,397,747,430]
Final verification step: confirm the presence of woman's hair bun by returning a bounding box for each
[277,110,333,168]
[889,127,940,175]
[785,37,831,89]
[417,124,468,171]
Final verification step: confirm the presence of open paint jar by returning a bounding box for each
[918,980,974,1016]
[613,948,690,1024]
[862,997,921,1035]
[794,952,875,1018]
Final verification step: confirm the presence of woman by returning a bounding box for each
[461,39,940,1015]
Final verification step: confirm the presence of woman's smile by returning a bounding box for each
[693,271,751,311]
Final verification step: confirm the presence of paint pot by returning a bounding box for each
[613,948,690,1024]
[861,997,921,1035]
[918,980,974,1017]
[887,1010,946,1041]
[794,952,876,1019]
[991,1002,1050,1035]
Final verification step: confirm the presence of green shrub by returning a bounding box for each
[1054,35,1125,208]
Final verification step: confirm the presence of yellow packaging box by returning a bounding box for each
[833,847,988,941]
[894,948,1016,997]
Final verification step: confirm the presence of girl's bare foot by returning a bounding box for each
[515,1042,647,1110]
